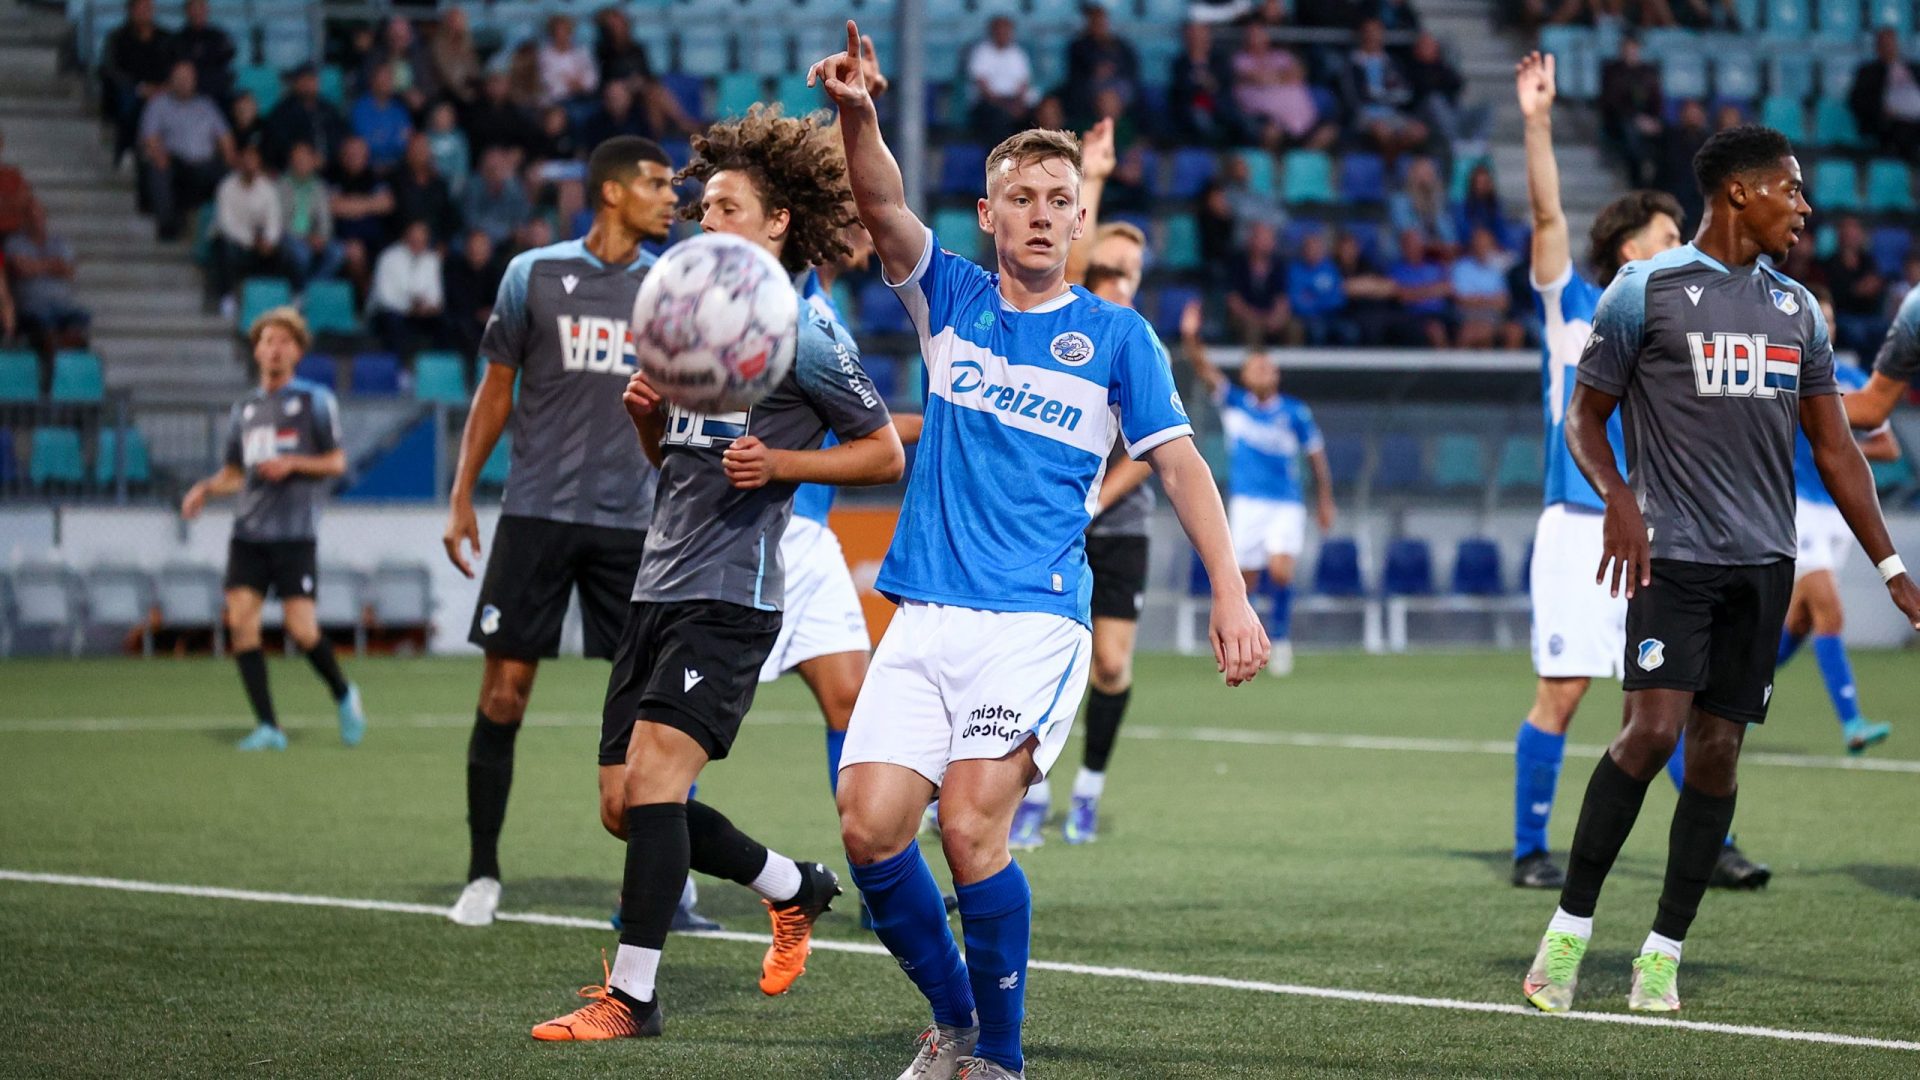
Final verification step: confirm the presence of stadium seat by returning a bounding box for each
[1872,451,1914,494]
[1766,0,1812,36]
[49,351,104,403]
[1759,95,1807,141]
[1811,96,1863,147]
[318,64,345,105]
[1814,222,1838,259]
[412,352,469,404]
[857,278,912,335]
[1818,53,1863,100]
[316,564,370,653]
[239,276,292,330]
[1447,155,1487,200]
[301,281,360,334]
[1383,539,1434,596]
[1768,54,1816,101]
[0,350,38,402]
[1870,224,1912,275]
[1372,433,1424,492]
[932,208,986,259]
[479,432,511,487]
[262,28,315,71]
[29,427,86,487]
[1431,433,1487,491]
[1713,54,1762,102]
[350,352,401,396]
[659,72,706,124]
[1167,148,1219,199]
[1313,538,1365,597]
[1496,434,1543,490]
[1338,152,1388,204]
[677,29,733,77]
[1152,285,1200,338]
[1324,433,1366,488]
[773,74,818,118]
[155,563,224,652]
[1280,150,1335,206]
[83,566,156,655]
[1868,0,1911,29]
[1661,54,1709,101]
[1234,148,1276,196]
[938,142,987,197]
[715,73,763,118]
[1865,159,1915,212]
[864,353,900,403]
[743,29,790,77]
[1159,213,1202,272]
[1817,0,1862,36]
[93,428,151,487]
[0,428,14,487]
[1812,158,1861,210]
[1452,538,1504,596]
[235,64,281,111]
[295,353,338,389]
[370,562,432,627]
[8,563,80,655]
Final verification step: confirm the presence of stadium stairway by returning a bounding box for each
[0,0,242,405]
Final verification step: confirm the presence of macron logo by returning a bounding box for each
[561,274,580,294]
[1685,285,1704,306]
[683,668,704,692]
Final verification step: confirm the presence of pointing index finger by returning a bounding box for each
[846,19,860,58]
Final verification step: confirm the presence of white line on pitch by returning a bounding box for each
[0,869,1915,1054]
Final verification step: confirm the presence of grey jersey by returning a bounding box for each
[631,305,892,609]
[481,239,658,531]
[1086,481,1154,538]
[1873,284,1920,383]
[1577,244,1837,565]
[224,378,341,542]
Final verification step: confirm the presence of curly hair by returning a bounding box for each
[675,104,856,273]
[1588,189,1684,283]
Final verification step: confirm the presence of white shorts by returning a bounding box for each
[1794,500,1851,580]
[1530,504,1627,679]
[758,517,871,682]
[1228,496,1306,570]
[840,602,1092,787]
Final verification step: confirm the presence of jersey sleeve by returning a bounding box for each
[1799,290,1838,398]
[1292,401,1325,455]
[1111,317,1194,459]
[886,226,994,343]
[309,388,342,453]
[223,404,243,469]
[478,251,535,370]
[1575,263,1649,396]
[795,314,893,443]
[1874,287,1920,384]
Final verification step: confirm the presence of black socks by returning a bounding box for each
[1081,687,1131,773]
[619,803,690,951]
[1558,752,1654,919]
[466,711,519,882]
[685,799,770,887]
[304,638,350,701]
[235,648,276,728]
[1652,784,1738,941]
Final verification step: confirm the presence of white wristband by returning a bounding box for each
[1878,555,1907,583]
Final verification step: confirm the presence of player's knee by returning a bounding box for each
[1810,599,1844,636]
[1090,651,1132,694]
[598,794,627,839]
[838,803,911,866]
[1530,678,1589,733]
[479,669,533,724]
[936,808,1008,882]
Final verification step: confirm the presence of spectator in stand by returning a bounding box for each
[1599,36,1663,188]
[555,179,591,240]
[277,142,341,291]
[1032,94,1067,133]
[1451,225,1522,348]
[1227,221,1294,345]
[1221,152,1289,244]
[1287,230,1356,346]
[441,226,504,357]
[1825,216,1891,354]
[1453,163,1517,253]
[1343,18,1429,161]
[1198,180,1238,277]
[1091,86,1140,150]
[101,0,178,166]
[1100,144,1152,212]
[593,5,652,84]
[1660,97,1709,228]
[1386,227,1452,348]
[1064,3,1140,126]
[175,0,235,104]
[513,215,554,258]
[531,105,581,167]
[584,79,652,148]
[0,258,15,345]
[425,102,471,192]
[505,41,548,113]
[460,147,531,246]
[968,16,1039,143]
[1170,20,1240,146]
[1888,253,1920,317]
[140,60,233,241]
[0,128,37,241]
[1850,28,1920,160]
[464,71,539,161]
[368,219,445,353]
[227,91,262,152]
[350,65,413,175]
[537,15,599,109]
[261,64,346,172]
[1387,156,1459,255]
[1405,32,1480,149]
[365,16,439,114]
[391,132,460,246]
[429,6,483,105]
[1332,229,1398,344]
[1712,100,1745,130]
[327,136,394,297]
[1233,24,1337,153]
[5,201,90,348]
[209,141,283,316]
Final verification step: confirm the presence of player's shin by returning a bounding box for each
[466,712,518,882]
[612,803,690,1006]
[825,728,848,795]
[1810,635,1862,725]
[686,799,799,901]
[235,648,277,728]
[1513,721,1566,860]
[956,861,1032,1074]
[304,637,349,700]
[849,844,976,1029]
[1558,753,1654,919]
[1653,784,1737,943]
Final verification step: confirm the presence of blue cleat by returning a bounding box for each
[236,724,287,751]
[1843,718,1891,755]
[337,684,366,747]
[1063,795,1099,845]
[1008,797,1047,851]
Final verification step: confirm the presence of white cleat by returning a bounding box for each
[449,876,501,926]
[897,1023,979,1080]
[1267,640,1294,676]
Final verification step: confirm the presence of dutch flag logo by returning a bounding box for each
[1763,344,1801,393]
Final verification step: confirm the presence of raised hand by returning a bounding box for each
[1081,117,1116,184]
[858,32,889,98]
[1179,297,1204,341]
[807,20,871,112]
[1515,50,1556,120]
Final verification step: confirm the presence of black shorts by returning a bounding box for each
[225,538,317,599]
[599,600,783,765]
[1622,558,1795,724]
[1086,535,1150,621]
[469,515,647,661]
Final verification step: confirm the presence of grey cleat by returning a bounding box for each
[896,1023,980,1080]
[954,1057,1024,1079]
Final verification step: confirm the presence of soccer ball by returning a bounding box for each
[631,232,798,414]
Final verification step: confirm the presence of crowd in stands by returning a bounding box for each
[0,124,91,371]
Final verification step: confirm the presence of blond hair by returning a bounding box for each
[248,306,311,352]
[1094,221,1146,248]
[985,128,1082,194]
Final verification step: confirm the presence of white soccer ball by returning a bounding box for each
[631,231,798,414]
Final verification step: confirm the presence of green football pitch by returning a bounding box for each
[3,650,1916,1078]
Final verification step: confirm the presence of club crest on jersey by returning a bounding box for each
[1685,332,1800,397]
[556,315,638,374]
[285,397,303,416]
[1637,638,1666,671]
[1050,331,1095,367]
[1770,288,1800,316]
[1170,390,1188,418]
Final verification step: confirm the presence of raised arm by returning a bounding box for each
[1517,51,1570,287]
[1144,436,1268,685]
[1065,117,1116,285]
[811,20,926,282]
[442,361,515,578]
[1803,391,1920,628]
[1178,299,1227,395]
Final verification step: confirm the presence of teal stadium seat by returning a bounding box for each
[932,208,986,259]
[94,428,152,487]
[1817,0,1861,37]
[741,28,789,77]
[1713,53,1762,101]
[1766,0,1812,36]
[235,64,281,111]
[1819,53,1863,100]
[1280,150,1335,206]
[1869,0,1910,30]
[319,64,345,105]
[677,29,733,77]
[775,74,820,118]
[302,281,360,335]
[1812,97,1863,147]
[1812,159,1861,211]
[1235,148,1276,196]
[29,427,86,487]
[1815,222,1838,258]
[1865,159,1914,212]
[412,351,470,404]
[0,350,38,401]
[239,276,292,330]
[49,351,104,403]
[1661,54,1709,100]
[1497,434,1544,490]
[715,74,764,119]
[1760,95,1807,141]
[1431,434,1489,491]
[1448,155,1488,200]
[1769,54,1815,101]
[1159,214,1202,272]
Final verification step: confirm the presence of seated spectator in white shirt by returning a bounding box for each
[967,16,1037,142]
[368,218,446,352]
[538,14,599,108]
[1450,226,1521,349]
[209,142,283,315]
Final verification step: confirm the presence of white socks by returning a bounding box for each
[1024,779,1052,805]
[1547,906,1594,939]
[1072,768,1106,800]
[610,942,661,1003]
[749,851,803,903]
[1641,931,1683,961]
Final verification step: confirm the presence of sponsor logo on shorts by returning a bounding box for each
[1637,638,1665,671]
[683,668,705,692]
[961,704,1023,741]
[300,574,314,595]
[1763,683,1773,705]
[1548,634,1565,657]
[480,604,501,635]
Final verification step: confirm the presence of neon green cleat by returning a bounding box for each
[1522,931,1588,1012]
[1628,951,1681,1012]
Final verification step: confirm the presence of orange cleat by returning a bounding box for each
[530,954,664,1041]
[757,861,840,996]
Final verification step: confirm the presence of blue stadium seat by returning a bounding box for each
[295,353,338,389]
[0,426,15,486]
[1281,149,1335,205]
[1812,158,1861,210]
[1868,0,1911,29]
[0,350,38,402]
[49,350,104,403]
[856,278,911,336]
[29,427,86,487]
[1768,54,1815,101]
[1313,538,1365,598]
[742,28,790,77]
[479,432,511,487]
[1817,0,1862,36]
[1431,433,1487,491]
[1819,53,1863,100]
[234,64,281,111]
[1811,96,1863,147]
[1539,25,1598,99]
[239,276,292,330]
[677,29,733,77]
[351,352,401,396]
[938,142,987,197]
[932,208,985,259]
[318,64,345,105]
[1713,54,1762,101]
[1324,434,1366,487]
[1372,433,1424,491]
[302,281,360,335]
[1338,152,1388,204]
[1759,95,1807,141]
[715,73,763,118]
[1234,148,1277,196]
[1497,434,1543,489]
[659,73,706,124]
[262,29,315,72]
[1159,214,1202,272]
[1167,148,1219,199]
[1152,285,1201,338]
[94,427,152,487]
[412,351,469,404]
[773,74,818,118]
[1661,54,1709,100]
[1383,539,1434,596]
[1452,538,1504,597]
[1815,222,1838,258]
[1865,159,1914,212]
[1870,225,1912,275]
[1766,0,1812,36]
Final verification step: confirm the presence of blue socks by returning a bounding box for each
[1267,584,1294,641]
[956,861,1032,1073]
[849,845,975,1030]
[825,728,847,794]
[1513,721,1566,860]
[1811,635,1861,726]
[1664,732,1686,792]
[1778,628,1806,666]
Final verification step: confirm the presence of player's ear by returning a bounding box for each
[768,206,791,242]
[1726,177,1748,210]
[976,197,991,233]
